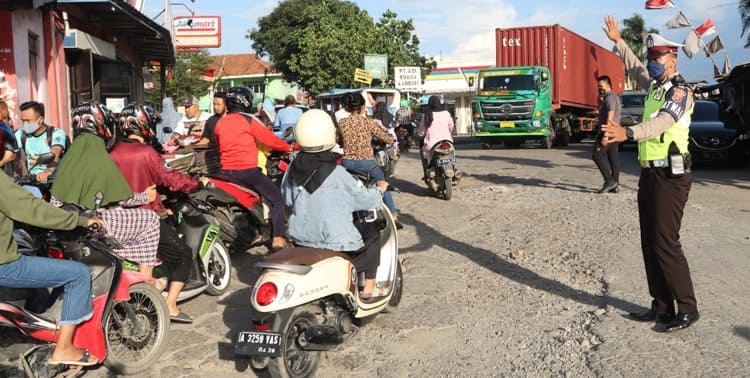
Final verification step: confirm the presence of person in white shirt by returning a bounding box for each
[168,96,211,146]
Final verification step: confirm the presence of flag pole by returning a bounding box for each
[668,3,725,76]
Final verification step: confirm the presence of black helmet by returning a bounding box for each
[225,87,254,113]
[118,103,161,142]
[71,101,115,141]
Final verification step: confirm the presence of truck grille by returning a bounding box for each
[480,100,535,121]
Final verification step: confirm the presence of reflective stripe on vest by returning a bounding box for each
[638,82,693,161]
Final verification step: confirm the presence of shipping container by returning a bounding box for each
[495,25,624,112]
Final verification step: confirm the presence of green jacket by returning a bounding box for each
[0,173,88,265]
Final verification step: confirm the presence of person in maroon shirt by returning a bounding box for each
[215,87,291,251]
[110,104,209,323]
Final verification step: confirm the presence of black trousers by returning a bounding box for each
[637,167,697,313]
[219,167,285,238]
[592,135,620,183]
[158,218,193,283]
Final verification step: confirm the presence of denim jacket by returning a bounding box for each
[281,166,383,251]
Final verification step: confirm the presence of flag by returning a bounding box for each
[694,19,716,37]
[645,0,675,9]
[713,63,721,78]
[682,30,700,58]
[664,11,690,29]
[704,36,724,57]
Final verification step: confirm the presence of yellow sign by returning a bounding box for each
[354,68,373,85]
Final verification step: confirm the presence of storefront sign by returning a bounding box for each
[394,66,421,92]
[173,16,221,49]
[364,54,388,80]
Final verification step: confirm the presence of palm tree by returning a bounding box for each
[620,13,659,89]
[741,0,750,47]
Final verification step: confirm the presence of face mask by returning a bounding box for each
[647,60,665,80]
[22,122,39,134]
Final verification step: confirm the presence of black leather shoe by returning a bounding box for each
[609,185,620,193]
[627,309,675,323]
[662,312,700,332]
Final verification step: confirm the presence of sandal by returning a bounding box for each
[48,348,97,367]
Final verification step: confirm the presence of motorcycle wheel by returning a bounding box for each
[441,176,453,200]
[268,305,321,378]
[103,283,170,375]
[205,241,232,296]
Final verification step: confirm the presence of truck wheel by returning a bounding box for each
[557,119,571,147]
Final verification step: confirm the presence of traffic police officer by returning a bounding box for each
[601,16,699,332]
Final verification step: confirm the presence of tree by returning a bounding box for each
[621,13,659,90]
[248,0,434,95]
[741,0,750,48]
[145,50,214,107]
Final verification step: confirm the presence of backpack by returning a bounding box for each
[20,125,72,159]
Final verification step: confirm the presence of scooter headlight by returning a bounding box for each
[255,282,278,306]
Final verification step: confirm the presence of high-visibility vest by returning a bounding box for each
[638,81,693,161]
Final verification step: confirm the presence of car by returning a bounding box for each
[620,91,647,126]
[688,100,750,167]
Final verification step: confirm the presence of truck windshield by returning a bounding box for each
[480,75,535,91]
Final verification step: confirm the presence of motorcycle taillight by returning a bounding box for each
[438,141,453,149]
[255,282,277,306]
[48,248,64,259]
[253,322,271,331]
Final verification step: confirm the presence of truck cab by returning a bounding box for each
[473,66,558,148]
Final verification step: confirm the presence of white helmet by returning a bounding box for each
[294,109,336,153]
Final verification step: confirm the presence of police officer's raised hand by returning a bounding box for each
[601,119,627,146]
[603,16,622,43]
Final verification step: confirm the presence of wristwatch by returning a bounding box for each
[625,127,634,142]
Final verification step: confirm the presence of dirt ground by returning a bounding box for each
[2,140,749,377]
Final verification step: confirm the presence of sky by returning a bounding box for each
[143,0,749,84]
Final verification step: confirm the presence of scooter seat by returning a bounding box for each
[263,247,351,267]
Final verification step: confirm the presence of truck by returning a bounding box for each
[472,25,625,148]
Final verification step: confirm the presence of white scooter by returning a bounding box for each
[234,173,403,378]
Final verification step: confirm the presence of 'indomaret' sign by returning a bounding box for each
[394,67,421,92]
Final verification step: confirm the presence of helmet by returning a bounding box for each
[71,101,114,140]
[118,103,161,142]
[225,87,254,113]
[294,109,336,153]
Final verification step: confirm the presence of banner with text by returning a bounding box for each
[364,54,388,80]
[394,66,421,92]
[354,68,373,85]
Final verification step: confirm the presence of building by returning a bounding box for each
[0,0,174,133]
[206,53,304,111]
[422,65,491,135]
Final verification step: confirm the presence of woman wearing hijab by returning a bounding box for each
[50,102,161,282]
[337,94,402,229]
[282,110,388,298]
[157,97,181,144]
[417,95,455,170]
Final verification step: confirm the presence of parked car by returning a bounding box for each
[620,91,647,126]
[688,100,750,167]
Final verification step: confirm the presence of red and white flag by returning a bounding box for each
[645,0,675,9]
[664,11,690,29]
[682,31,700,59]
[694,19,716,37]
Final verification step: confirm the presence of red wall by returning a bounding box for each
[0,10,19,127]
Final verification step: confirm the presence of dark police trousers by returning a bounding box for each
[637,167,697,314]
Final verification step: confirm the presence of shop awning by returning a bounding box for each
[56,0,175,64]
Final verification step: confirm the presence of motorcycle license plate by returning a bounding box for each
[437,158,455,167]
[235,331,282,357]
[500,121,515,128]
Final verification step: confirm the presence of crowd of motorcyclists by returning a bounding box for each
[0,87,456,372]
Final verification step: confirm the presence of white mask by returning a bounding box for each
[22,122,39,134]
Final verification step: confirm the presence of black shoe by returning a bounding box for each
[395,220,404,230]
[627,309,675,323]
[597,180,618,194]
[609,185,620,193]
[662,311,700,332]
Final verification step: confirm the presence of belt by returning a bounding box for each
[639,158,669,168]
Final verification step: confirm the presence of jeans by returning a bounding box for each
[0,255,93,326]
[341,159,397,216]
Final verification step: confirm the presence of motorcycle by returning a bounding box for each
[234,170,403,378]
[121,190,232,301]
[0,197,170,377]
[423,139,460,200]
[394,121,416,153]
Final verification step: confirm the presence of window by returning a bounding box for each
[28,32,39,97]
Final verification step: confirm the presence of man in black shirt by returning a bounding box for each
[592,75,622,193]
[201,92,227,176]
